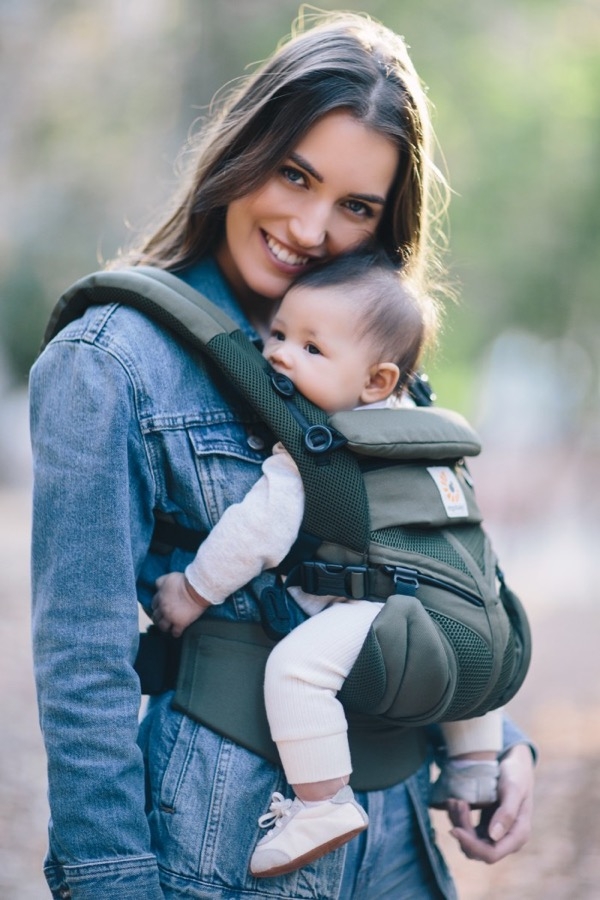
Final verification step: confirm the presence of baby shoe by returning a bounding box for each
[250,786,368,878]
[430,760,500,809]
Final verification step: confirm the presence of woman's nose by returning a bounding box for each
[288,204,329,250]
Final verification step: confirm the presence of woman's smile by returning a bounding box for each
[263,232,312,269]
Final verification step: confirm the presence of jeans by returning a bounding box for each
[138,693,455,899]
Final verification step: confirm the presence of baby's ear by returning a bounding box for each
[360,363,400,404]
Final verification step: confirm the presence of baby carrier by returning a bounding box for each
[43,266,531,782]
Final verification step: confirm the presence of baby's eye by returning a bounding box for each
[305,343,321,355]
[270,329,285,341]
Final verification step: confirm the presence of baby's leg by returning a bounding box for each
[441,709,503,760]
[250,601,380,878]
[263,599,383,791]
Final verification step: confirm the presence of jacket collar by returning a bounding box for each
[177,257,261,344]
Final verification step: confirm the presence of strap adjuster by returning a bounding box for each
[383,565,419,596]
[301,562,369,599]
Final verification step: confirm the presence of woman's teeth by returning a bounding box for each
[266,235,310,267]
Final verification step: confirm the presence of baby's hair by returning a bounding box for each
[288,248,438,393]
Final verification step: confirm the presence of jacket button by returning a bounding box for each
[247,434,265,451]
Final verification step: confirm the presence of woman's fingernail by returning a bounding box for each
[489,822,505,841]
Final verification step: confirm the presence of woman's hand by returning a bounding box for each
[152,572,211,638]
[447,743,534,863]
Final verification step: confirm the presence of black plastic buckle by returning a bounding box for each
[259,583,293,641]
[385,565,420,596]
[301,562,368,599]
[407,372,436,407]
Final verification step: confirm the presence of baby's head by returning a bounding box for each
[263,249,436,414]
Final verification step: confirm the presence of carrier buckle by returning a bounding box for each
[301,562,368,599]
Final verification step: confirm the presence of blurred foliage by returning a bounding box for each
[1,0,598,419]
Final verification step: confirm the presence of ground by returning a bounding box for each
[2,475,599,899]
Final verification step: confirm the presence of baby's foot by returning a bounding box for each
[430,760,499,809]
[250,786,368,878]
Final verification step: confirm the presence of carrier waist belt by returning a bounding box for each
[171,617,427,792]
[291,561,485,607]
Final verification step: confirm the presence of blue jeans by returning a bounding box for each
[138,693,455,899]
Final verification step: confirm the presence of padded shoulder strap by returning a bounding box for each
[41,266,241,351]
[43,267,371,555]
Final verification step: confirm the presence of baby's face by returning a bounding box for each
[263,284,376,414]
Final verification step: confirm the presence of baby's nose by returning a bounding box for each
[268,345,291,368]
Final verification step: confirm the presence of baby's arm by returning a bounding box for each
[152,445,304,636]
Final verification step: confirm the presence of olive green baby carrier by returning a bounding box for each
[44,266,531,790]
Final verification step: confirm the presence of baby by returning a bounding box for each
[152,250,501,878]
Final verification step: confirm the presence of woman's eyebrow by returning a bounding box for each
[349,191,387,206]
[289,151,323,182]
[288,152,386,205]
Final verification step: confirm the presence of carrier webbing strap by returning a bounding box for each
[43,267,371,553]
[286,560,486,607]
[150,511,206,555]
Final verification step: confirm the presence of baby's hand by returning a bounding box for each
[152,572,211,638]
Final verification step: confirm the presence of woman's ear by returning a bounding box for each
[360,362,400,405]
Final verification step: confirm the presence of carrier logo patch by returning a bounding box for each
[427,466,469,518]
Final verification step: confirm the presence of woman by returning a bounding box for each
[30,12,534,899]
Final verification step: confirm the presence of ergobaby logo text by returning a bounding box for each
[426,466,469,518]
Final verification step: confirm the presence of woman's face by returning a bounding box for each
[216,110,399,312]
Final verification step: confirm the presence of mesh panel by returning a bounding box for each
[370,526,473,576]
[468,632,516,717]
[427,610,493,720]
[448,524,487,574]
[338,629,387,711]
[207,333,370,552]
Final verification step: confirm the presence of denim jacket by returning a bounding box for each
[30,258,527,899]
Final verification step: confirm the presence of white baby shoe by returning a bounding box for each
[250,785,368,878]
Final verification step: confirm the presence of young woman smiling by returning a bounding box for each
[30,11,535,899]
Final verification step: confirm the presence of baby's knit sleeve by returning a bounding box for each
[185,444,304,604]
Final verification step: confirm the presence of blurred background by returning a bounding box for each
[1,1,598,897]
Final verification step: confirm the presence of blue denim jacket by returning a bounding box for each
[30,258,526,899]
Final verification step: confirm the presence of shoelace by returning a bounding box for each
[257,792,294,830]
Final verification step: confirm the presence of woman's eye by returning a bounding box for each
[305,343,321,355]
[281,165,307,187]
[344,199,373,218]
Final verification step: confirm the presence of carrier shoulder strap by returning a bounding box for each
[43,266,371,555]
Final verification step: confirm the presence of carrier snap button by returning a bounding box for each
[304,424,333,453]
[270,372,295,397]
